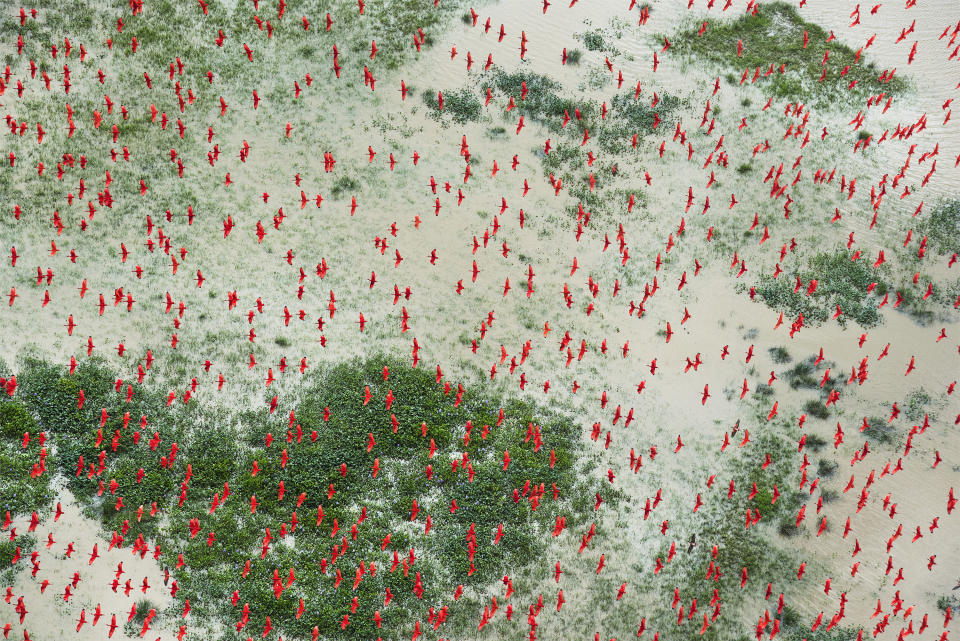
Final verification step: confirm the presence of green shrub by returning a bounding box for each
[12,355,590,641]
[778,518,799,537]
[803,399,830,420]
[918,200,960,254]
[672,1,906,102]
[816,458,838,477]
[424,88,482,123]
[784,361,818,389]
[0,401,36,439]
[582,30,605,51]
[598,92,681,152]
[756,251,885,327]
[769,346,792,364]
[488,69,595,131]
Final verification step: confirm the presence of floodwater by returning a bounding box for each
[0,0,957,639]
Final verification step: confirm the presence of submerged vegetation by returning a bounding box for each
[8,355,593,639]
[673,2,907,102]
[488,68,596,132]
[598,92,681,153]
[423,87,484,123]
[756,251,885,327]
[917,199,960,255]
[0,399,54,518]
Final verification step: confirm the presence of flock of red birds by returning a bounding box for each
[0,0,959,639]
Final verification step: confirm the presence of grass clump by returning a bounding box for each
[672,2,906,102]
[904,388,932,422]
[423,88,483,124]
[582,29,605,51]
[917,199,960,255]
[769,346,792,364]
[778,518,800,537]
[784,360,818,389]
[804,434,828,452]
[816,458,838,477]
[598,92,681,152]
[756,251,885,327]
[488,69,595,131]
[331,175,360,198]
[862,418,896,444]
[9,355,591,641]
[938,595,960,613]
[566,48,583,65]
[802,399,830,420]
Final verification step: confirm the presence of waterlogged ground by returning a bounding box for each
[0,0,958,640]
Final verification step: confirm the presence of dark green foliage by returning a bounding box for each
[804,434,828,452]
[582,30,605,51]
[0,402,35,439]
[816,458,837,477]
[0,398,53,517]
[540,142,584,176]
[802,399,830,420]
[598,93,680,153]
[10,355,588,641]
[489,69,596,132]
[918,199,960,255]
[331,175,360,198]
[424,88,482,123]
[862,418,896,444]
[784,360,818,389]
[938,595,960,613]
[777,518,799,537]
[756,251,884,327]
[16,358,89,435]
[753,383,775,398]
[673,2,906,102]
[566,48,583,65]
[768,346,791,364]
[0,535,35,567]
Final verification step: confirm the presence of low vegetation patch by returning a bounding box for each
[917,199,960,255]
[488,69,596,132]
[672,1,907,103]
[423,88,483,123]
[756,251,886,327]
[9,355,592,640]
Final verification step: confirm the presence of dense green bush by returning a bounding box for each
[7,355,590,641]
[756,251,885,327]
[489,69,596,131]
[802,399,830,420]
[598,92,681,152]
[0,398,53,517]
[424,88,483,123]
[918,200,960,254]
[673,1,906,102]
[582,30,605,51]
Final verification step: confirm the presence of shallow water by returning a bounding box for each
[0,0,958,639]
